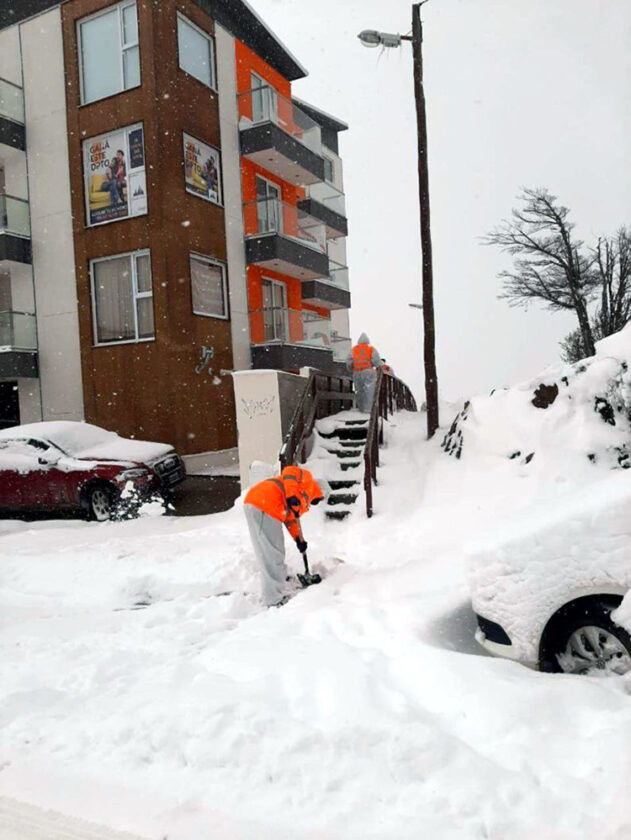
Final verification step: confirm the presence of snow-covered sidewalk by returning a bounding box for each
[1,410,631,839]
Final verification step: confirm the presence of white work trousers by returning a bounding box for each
[353,368,377,413]
[244,504,288,606]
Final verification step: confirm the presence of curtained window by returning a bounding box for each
[91,251,154,344]
[190,254,228,319]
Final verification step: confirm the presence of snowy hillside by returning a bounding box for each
[442,324,631,473]
[2,401,631,839]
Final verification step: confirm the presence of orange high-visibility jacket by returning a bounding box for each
[244,466,323,540]
[352,343,374,371]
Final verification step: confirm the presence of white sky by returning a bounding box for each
[254,0,630,404]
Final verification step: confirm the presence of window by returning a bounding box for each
[251,72,277,123]
[256,176,282,233]
[83,123,147,227]
[190,255,228,319]
[322,155,334,183]
[91,251,154,344]
[183,134,222,204]
[262,278,288,341]
[177,14,215,89]
[78,2,140,105]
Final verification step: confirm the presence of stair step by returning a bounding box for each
[337,439,364,448]
[329,479,359,490]
[326,449,362,459]
[340,461,361,471]
[342,420,368,426]
[334,428,368,441]
[325,510,352,521]
[327,493,358,505]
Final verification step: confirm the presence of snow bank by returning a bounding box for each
[442,324,631,473]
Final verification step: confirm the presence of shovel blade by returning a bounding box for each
[297,572,322,588]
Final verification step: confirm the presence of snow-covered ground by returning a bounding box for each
[2,390,631,838]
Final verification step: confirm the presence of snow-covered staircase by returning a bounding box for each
[312,415,369,521]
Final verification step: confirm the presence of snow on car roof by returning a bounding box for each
[0,421,115,454]
[0,421,173,462]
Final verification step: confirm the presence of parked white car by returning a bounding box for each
[467,472,631,675]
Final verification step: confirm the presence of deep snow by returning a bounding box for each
[1,405,631,838]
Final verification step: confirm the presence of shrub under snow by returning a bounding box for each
[442,324,631,471]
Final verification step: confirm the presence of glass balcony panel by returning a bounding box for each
[305,181,346,216]
[238,88,323,156]
[327,259,349,290]
[0,195,30,237]
[249,307,332,350]
[331,335,351,363]
[0,310,37,350]
[244,198,327,253]
[0,78,25,124]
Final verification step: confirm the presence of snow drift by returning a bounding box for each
[442,324,631,472]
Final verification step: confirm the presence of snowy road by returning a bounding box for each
[1,409,631,839]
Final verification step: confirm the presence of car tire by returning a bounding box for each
[87,484,116,522]
[544,598,631,676]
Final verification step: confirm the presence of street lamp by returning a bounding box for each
[358,4,439,439]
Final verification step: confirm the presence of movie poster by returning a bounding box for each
[183,133,222,204]
[84,124,147,226]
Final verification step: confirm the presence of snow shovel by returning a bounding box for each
[297,551,322,588]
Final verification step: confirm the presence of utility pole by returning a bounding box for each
[411,2,439,438]
[358,6,440,437]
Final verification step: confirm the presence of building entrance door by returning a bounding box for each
[0,381,20,429]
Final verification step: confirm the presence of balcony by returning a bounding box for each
[0,195,31,263]
[0,78,25,151]
[298,182,347,239]
[238,87,325,186]
[301,259,350,310]
[0,310,38,378]
[244,197,329,280]
[249,307,337,371]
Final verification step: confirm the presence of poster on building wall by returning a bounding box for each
[183,133,222,204]
[84,124,147,226]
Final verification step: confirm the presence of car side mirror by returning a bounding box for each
[38,455,59,467]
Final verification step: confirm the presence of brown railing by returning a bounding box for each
[364,371,417,518]
[280,370,354,469]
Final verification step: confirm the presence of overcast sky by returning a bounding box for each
[254,0,630,404]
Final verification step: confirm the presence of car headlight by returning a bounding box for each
[116,468,152,481]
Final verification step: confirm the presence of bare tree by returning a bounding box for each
[484,188,597,356]
[560,228,631,362]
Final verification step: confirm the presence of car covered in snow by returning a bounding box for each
[0,421,185,520]
[467,472,631,675]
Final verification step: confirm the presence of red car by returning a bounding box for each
[0,421,186,520]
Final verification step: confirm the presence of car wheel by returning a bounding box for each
[552,600,631,676]
[87,485,114,522]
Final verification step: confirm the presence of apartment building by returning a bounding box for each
[0,0,351,466]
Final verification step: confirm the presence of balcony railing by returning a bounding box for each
[0,195,30,237]
[250,307,333,350]
[0,78,24,125]
[327,259,349,290]
[304,181,346,216]
[244,197,327,253]
[0,311,37,351]
[331,334,351,363]
[238,87,323,156]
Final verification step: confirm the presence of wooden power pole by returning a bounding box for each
[411,2,439,438]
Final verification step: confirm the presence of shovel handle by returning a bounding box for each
[301,551,310,575]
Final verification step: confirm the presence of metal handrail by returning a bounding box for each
[280,370,354,468]
[364,370,417,518]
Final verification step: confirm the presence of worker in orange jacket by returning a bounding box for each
[244,466,330,606]
[346,332,383,412]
